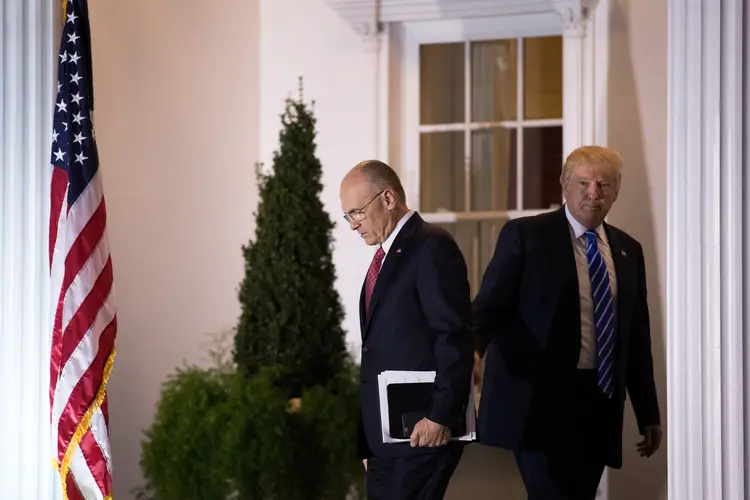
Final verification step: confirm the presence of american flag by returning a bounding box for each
[49,1,116,499]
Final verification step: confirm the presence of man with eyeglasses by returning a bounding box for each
[339,160,474,500]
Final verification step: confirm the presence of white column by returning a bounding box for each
[557,0,612,151]
[375,24,390,163]
[560,9,586,156]
[667,1,746,499]
[0,0,63,499]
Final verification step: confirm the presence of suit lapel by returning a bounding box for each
[523,208,579,345]
[362,214,421,339]
[359,281,366,338]
[603,224,626,388]
[603,224,632,338]
[552,207,581,338]
[553,207,578,288]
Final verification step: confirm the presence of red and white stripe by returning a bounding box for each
[50,167,116,500]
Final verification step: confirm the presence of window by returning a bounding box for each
[377,9,608,495]
[414,35,564,295]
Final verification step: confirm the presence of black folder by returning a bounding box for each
[385,382,466,439]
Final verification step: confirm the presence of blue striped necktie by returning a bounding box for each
[585,229,615,398]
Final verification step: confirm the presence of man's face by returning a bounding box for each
[562,162,619,229]
[339,174,391,246]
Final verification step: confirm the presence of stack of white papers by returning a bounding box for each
[377,370,477,443]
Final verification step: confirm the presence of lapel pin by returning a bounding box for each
[621,249,627,257]
[396,248,402,254]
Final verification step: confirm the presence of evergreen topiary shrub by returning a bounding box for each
[139,350,364,499]
[139,82,363,499]
[233,80,348,398]
[139,363,237,499]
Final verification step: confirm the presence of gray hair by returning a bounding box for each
[355,159,407,204]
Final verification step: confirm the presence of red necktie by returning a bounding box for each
[365,247,385,315]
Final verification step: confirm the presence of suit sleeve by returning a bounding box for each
[356,413,371,459]
[472,220,524,356]
[626,244,661,432]
[416,233,474,427]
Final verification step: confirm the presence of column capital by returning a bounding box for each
[553,3,588,37]
[353,21,384,53]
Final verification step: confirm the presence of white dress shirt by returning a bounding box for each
[379,210,415,269]
[565,205,618,369]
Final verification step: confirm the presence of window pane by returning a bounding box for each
[523,36,563,120]
[522,126,563,209]
[435,219,509,297]
[420,132,465,212]
[470,128,517,211]
[471,39,517,122]
[420,43,465,125]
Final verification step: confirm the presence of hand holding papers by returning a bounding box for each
[377,370,476,444]
[409,417,452,447]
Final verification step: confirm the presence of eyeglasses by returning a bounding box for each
[343,190,384,223]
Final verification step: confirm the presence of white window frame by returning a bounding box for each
[399,17,566,223]
[373,4,613,499]
[374,2,611,225]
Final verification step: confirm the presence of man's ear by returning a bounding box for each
[383,189,398,209]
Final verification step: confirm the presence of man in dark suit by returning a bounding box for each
[339,160,474,500]
[473,146,662,500]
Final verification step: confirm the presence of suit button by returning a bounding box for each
[362,347,368,353]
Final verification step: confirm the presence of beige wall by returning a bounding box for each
[88,0,260,496]
[86,0,666,496]
[606,0,668,498]
[259,0,378,358]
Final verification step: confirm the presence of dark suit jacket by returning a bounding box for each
[473,207,660,468]
[357,213,474,460]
